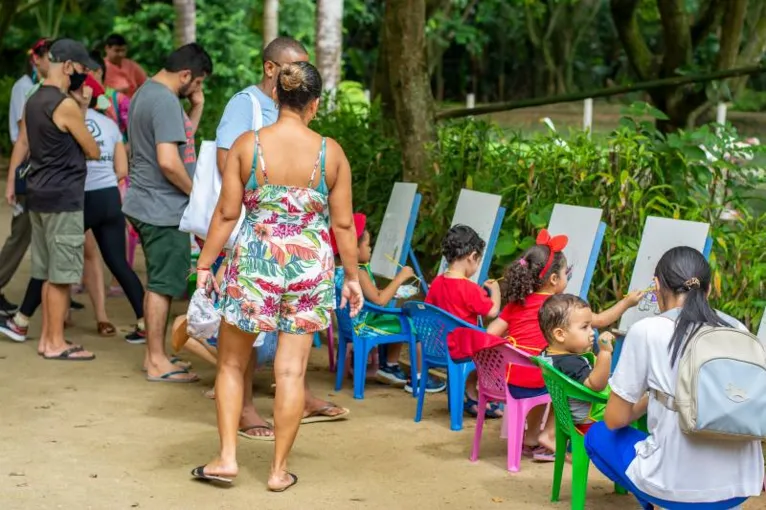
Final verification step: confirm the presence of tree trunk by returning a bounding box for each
[371,24,395,124]
[385,0,436,183]
[263,0,279,48]
[315,0,343,93]
[173,0,196,46]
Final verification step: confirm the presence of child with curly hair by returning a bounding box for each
[487,230,643,461]
[426,224,503,416]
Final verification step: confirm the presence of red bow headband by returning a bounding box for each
[536,229,568,279]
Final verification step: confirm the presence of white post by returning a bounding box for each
[716,102,727,125]
[363,89,371,103]
[583,98,594,135]
[466,93,475,109]
[758,307,766,347]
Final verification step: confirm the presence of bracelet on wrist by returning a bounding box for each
[197,266,211,272]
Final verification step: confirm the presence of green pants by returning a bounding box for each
[127,216,190,298]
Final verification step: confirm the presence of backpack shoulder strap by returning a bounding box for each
[244,89,264,131]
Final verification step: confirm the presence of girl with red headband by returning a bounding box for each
[487,230,644,461]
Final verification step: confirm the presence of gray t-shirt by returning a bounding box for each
[9,75,34,143]
[122,79,196,226]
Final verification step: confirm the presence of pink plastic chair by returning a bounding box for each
[470,341,551,472]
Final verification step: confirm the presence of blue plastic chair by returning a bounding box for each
[334,284,416,400]
[403,301,483,431]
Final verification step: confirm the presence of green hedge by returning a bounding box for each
[317,96,766,330]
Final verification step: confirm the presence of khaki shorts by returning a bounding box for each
[30,210,84,285]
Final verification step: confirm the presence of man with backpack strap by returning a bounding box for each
[212,37,350,441]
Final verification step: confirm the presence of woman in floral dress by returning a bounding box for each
[193,62,363,492]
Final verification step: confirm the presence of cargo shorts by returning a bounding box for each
[29,210,84,285]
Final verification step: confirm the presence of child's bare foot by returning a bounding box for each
[238,408,275,440]
[203,387,216,399]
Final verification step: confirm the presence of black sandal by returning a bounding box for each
[191,466,233,485]
[42,345,95,361]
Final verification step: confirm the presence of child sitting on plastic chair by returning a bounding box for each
[425,225,502,413]
[332,213,444,392]
[487,230,643,461]
[537,294,614,434]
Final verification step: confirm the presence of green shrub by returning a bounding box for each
[0,75,17,155]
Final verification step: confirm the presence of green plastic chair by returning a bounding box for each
[532,354,626,510]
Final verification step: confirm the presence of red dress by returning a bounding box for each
[501,292,552,388]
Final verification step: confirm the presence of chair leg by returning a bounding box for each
[352,342,368,400]
[506,401,526,472]
[313,332,321,348]
[570,434,590,510]
[470,393,488,462]
[408,338,418,398]
[327,325,336,373]
[414,361,428,423]
[447,363,464,432]
[551,427,568,502]
[334,336,346,391]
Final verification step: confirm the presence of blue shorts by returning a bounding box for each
[584,421,747,510]
[508,385,548,399]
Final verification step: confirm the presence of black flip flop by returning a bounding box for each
[38,340,73,356]
[42,345,95,361]
[191,466,233,485]
[268,473,298,493]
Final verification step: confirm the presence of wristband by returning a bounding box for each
[197,266,211,272]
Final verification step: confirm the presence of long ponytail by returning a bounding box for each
[655,247,727,365]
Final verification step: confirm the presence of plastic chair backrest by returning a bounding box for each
[403,302,480,363]
[533,354,607,434]
[474,341,537,402]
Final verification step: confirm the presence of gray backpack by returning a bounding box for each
[652,310,766,441]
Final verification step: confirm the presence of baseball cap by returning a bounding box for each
[330,213,367,255]
[48,39,99,70]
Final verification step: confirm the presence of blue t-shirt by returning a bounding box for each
[215,85,279,149]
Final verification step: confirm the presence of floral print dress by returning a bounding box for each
[218,132,335,335]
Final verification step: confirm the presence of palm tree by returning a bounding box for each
[263,0,278,48]
[316,0,343,92]
[173,0,196,45]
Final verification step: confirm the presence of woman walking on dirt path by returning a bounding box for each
[192,61,363,492]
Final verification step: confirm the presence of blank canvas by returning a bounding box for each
[370,182,418,279]
[547,204,603,298]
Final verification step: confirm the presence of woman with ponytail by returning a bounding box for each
[585,246,763,509]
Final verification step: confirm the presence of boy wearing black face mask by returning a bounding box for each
[23,38,101,361]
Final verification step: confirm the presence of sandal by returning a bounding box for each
[464,395,503,419]
[191,466,233,485]
[97,322,117,337]
[42,344,95,361]
[268,473,298,493]
[301,403,350,424]
[238,424,275,442]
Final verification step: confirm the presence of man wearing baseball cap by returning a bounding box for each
[0,38,51,318]
[22,38,100,360]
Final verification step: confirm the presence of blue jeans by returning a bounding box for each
[584,422,746,510]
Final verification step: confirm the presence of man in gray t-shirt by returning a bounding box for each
[122,43,212,383]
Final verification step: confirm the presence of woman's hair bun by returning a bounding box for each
[279,63,305,92]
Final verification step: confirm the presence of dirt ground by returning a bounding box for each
[0,211,764,510]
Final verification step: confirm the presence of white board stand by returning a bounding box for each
[439,189,504,284]
[547,204,604,299]
[370,182,419,280]
[758,308,766,346]
[618,217,711,333]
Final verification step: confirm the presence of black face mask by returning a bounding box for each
[68,71,87,92]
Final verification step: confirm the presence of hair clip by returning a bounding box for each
[684,277,701,290]
[518,259,528,267]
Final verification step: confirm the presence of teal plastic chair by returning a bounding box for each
[533,354,627,510]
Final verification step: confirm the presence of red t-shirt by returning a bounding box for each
[501,292,552,388]
[425,274,493,325]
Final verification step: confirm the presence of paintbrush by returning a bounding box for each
[385,253,421,281]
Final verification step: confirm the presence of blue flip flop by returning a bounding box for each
[146,369,199,383]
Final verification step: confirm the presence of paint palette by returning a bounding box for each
[394,284,418,300]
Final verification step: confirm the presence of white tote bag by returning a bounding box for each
[179,90,264,249]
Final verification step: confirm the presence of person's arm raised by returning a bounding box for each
[196,134,248,273]
[156,143,192,195]
[113,140,128,181]
[54,98,100,160]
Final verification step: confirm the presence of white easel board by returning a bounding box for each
[370,182,418,280]
[439,189,502,283]
[547,204,603,297]
[758,308,766,346]
[618,217,710,332]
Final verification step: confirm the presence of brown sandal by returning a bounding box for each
[97,322,116,337]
